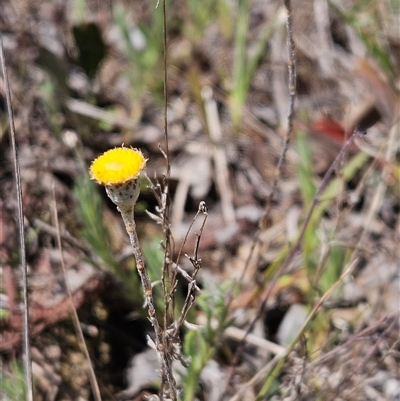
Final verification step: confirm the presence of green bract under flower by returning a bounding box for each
[89,147,146,186]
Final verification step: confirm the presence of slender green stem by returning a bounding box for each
[231,0,250,127]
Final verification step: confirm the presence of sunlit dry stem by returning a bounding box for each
[222,2,297,392]
[0,33,34,401]
[118,205,157,317]
[173,201,208,337]
[284,0,296,97]
[51,185,102,401]
[117,204,177,398]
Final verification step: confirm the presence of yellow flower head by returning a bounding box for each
[89,147,146,186]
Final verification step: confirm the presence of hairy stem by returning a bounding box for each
[119,207,177,400]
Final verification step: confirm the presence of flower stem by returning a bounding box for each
[118,206,177,399]
[119,206,157,320]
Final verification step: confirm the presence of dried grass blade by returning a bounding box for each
[51,185,102,401]
[0,33,33,401]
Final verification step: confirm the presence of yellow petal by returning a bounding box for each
[89,147,146,185]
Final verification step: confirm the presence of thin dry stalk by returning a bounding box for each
[354,314,398,374]
[162,0,170,174]
[227,352,284,401]
[51,185,102,401]
[174,202,208,334]
[223,127,364,395]
[271,130,364,279]
[0,34,33,401]
[157,1,207,394]
[230,0,297,297]
[160,0,179,397]
[325,313,399,401]
[308,310,400,368]
[153,43,211,390]
[352,121,399,254]
[222,1,297,391]
[259,0,296,230]
[118,204,178,399]
[255,259,358,400]
[251,129,365,330]
[146,188,209,399]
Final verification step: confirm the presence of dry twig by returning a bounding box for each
[222,1,297,392]
[0,33,33,401]
[51,185,102,401]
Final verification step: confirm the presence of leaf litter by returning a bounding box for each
[0,0,399,400]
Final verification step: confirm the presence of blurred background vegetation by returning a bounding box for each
[0,0,399,400]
